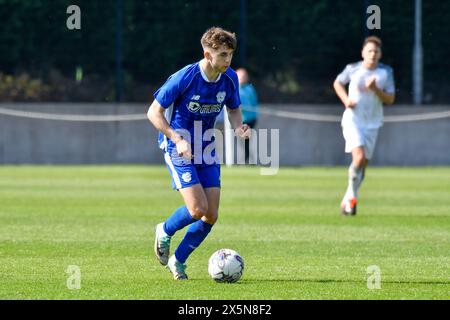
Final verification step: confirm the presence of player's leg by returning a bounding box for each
[167,165,221,280]
[161,184,206,235]
[354,128,377,195]
[341,124,365,215]
[172,187,219,270]
[342,126,378,215]
[166,184,209,279]
[357,158,368,190]
[349,146,366,197]
[155,154,204,266]
[341,147,365,215]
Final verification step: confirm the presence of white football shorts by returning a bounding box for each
[342,123,379,160]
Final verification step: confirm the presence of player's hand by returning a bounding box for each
[365,76,377,91]
[175,138,193,160]
[345,98,357,109]
[235,124,251,139]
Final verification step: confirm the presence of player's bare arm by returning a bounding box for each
[365,76,395,105]
[227,107,251,139]
[333,80,357,108]
[147,99,192,160]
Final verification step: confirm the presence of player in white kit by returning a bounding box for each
[333,36,395,215]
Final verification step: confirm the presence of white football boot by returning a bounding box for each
[154,223,171,265]
[341,197,357,216]
[167,255,188,280]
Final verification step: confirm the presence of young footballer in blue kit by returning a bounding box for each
[147,27,251,280]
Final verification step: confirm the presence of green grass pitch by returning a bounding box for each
[0,165,449,299]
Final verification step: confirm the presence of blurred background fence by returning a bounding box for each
[1,103,449,165]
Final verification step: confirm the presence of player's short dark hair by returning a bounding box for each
[363,36,382,49]
[201,27,237,51]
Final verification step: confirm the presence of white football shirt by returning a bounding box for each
[336,61,395,129]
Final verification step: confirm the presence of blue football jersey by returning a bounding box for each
[154,61,241,164]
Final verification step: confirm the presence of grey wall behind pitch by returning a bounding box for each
[0,103,160,164]
[0,103,449,166]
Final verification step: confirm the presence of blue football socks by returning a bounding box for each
[175,220,213,263]
[163,206,197,237]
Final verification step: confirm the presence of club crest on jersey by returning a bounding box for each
[216,91,226,103]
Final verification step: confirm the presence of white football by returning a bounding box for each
[208,248,244,283]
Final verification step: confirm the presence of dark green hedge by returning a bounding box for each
[0,0,448,103]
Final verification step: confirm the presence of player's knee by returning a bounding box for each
[353,153,366,167]
[364,159,369,168]
[189,203,209,219]
[204,212,218,225]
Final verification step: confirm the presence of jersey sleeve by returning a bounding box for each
[384,67,395,94]
[225,88,241,109]
[225,72,241,109]
[154,71,185,109]
[335,64,352,85]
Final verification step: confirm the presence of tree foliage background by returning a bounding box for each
[0,0,448,103]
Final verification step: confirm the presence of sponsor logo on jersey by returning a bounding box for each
[187,101,221,114]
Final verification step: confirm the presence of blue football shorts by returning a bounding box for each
[163,151,221,190]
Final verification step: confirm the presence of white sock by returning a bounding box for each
[342,185,352,204]
[357,167,366,190]
[343,163,363,203]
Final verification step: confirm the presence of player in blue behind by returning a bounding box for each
[147,27,251,280]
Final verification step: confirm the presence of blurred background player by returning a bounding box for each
[236,68,259,164]
[147,27,251,280]
[333,36,395,215]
